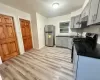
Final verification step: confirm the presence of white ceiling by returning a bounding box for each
[0,0,85,18]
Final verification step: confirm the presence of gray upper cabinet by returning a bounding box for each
[88,0,100,25]
[70,17,75,28]
[68,38,73,49]
[74,15,81,28]
[70,15,81,28]
[81,2,90,20]
[95,1,100,23]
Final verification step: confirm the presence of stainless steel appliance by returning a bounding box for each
[44,25,55,47]
[71,33,98,63]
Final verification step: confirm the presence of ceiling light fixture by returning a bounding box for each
[52,3,59,9]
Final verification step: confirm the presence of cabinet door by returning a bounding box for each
[56,37,69,48]
[68,38,73,49]
[62,37,68,48]
[95,1,100,23]
[56,37,62,47]
[81,2,91,19]
[77,56,100,80]
[74,15,81,28]
[70,17,75,28]
[88,0,100,25]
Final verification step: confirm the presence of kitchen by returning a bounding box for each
[0,0,100,80]
[45,0,100,80]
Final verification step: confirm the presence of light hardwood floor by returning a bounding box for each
[0,47,73,80]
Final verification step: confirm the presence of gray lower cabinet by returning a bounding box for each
[76,56,100,80]
[73,45,100,80]
[88,0,100,25]
[62,37,68,48]
[56,37,63,47]
[56,36,72,49]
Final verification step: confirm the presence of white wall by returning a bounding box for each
[36,13,47,49]
[47,14,71,36]
[71,8,82,17]
[71,0,90,17]
[0,2,33,55]
[30,12,39,49]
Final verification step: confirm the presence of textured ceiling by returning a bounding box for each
[0,0,85,17]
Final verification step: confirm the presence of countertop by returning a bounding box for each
[74,42,100,59]
[56,35,77,38]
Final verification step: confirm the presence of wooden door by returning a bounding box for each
[20,19,33,51]
[0,14,19,61]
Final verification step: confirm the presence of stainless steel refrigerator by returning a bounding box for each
[44,25,55,47]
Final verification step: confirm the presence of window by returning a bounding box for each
[59,22,69,33]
